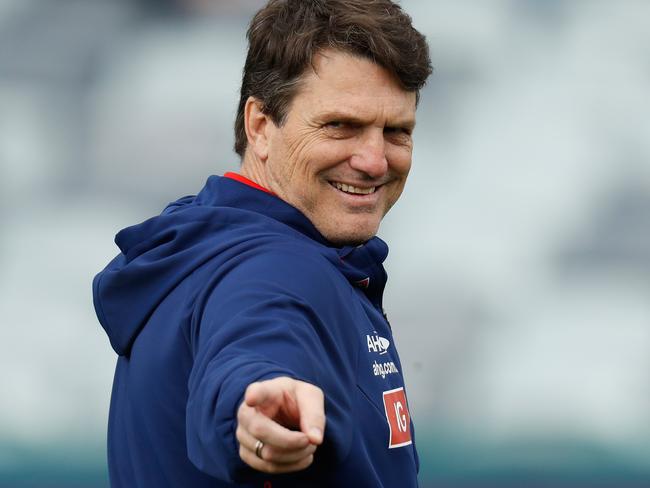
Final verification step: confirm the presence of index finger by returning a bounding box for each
[244,378,289,408]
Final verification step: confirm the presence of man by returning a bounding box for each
[93,0,431,486]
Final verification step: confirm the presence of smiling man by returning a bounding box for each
[93,1,431,487]
[242,50,417,246]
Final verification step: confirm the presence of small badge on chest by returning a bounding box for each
[382,387,412,448]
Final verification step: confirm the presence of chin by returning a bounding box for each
[320,224,379,247]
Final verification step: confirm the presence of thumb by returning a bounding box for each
[295,383,326,445]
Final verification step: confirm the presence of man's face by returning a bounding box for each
[263,50,417,245]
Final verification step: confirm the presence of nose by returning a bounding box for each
[349,129,388,179]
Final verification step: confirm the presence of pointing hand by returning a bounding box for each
[236,377,325,474]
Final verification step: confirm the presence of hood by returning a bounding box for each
[93,174,389,356]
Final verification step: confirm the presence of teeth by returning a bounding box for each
[332,181,376,195]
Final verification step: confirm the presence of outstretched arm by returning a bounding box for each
[187,249,354,482]
[236,377,325,474]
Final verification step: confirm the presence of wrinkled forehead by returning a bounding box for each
[292,49,417,122]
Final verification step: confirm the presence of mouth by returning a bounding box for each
[329,181,378,195]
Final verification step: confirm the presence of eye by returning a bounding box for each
[384,126,412,136]
[323,121,358,139]
[384,127,413,146]
[325,121,345,129]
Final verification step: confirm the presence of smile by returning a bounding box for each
[329,181,377,195]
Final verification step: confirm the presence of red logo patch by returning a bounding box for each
[382,387,412,448]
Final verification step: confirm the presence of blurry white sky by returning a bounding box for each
[1,0,649,475]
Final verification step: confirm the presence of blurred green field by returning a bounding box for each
[3,431,649,487]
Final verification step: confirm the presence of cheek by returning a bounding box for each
[310,139,355,167]
[387,146,412,176]
[285,137,334,178]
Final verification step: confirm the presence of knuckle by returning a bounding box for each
[305,382,322,394]
[237,403,250,421]
[248,419,265,438]
[262,446,277,462]
[245,382,259,398]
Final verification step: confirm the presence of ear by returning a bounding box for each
[244,97,271,162]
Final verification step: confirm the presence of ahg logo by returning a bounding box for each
[382,387,412,448]
[367,333,390,355]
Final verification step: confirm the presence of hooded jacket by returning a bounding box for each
[93,173,419,487]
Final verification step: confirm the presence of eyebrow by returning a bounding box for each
[319,111,416,131]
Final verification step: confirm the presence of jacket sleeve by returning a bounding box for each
[185,248,357,483]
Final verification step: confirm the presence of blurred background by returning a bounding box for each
[1,0,649,486]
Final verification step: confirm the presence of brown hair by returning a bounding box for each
[233,0,432,157]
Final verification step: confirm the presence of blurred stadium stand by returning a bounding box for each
[1,1,648,486]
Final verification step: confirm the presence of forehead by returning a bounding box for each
[291,50,417,124]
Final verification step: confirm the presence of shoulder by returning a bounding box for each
[215,239,346,307]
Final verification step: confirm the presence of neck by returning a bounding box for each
[240,151,270,191]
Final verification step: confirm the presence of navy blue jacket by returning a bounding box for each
[93,174,419,487]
